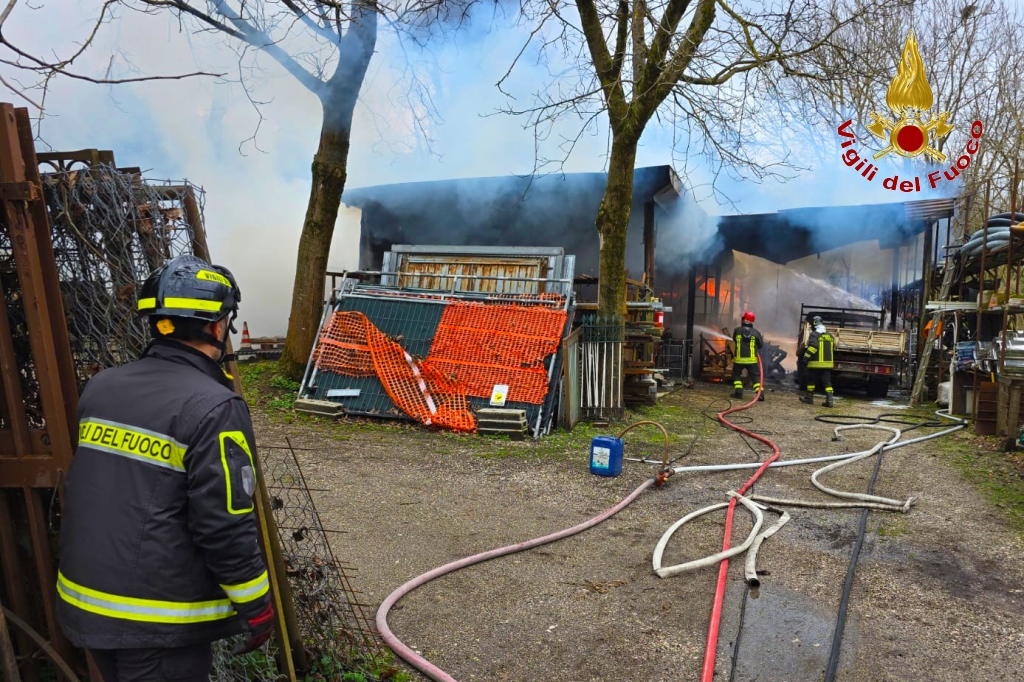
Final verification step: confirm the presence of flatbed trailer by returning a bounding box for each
[798,305,906,398]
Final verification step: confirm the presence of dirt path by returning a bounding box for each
[254,385,1024,682]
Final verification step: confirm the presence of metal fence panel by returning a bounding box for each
[562,327,581,429]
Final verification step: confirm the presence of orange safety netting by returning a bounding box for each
[314,311,476,432]
[425,302,567,404]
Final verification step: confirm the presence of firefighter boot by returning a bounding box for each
[799,392,813,405]
[824,393,834,408]
[732,388,744,400]
[758,390,765,402]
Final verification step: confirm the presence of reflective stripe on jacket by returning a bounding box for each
[733,324,764,365]
[804,331,836,369]
[57,340,270,649]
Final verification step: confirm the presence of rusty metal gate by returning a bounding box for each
[0,104,81,681]
[0,103,315,682]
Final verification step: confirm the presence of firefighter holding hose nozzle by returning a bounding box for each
[731,311,765,401]
[800,316,836,407]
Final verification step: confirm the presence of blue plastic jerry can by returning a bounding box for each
[590,436,624,477]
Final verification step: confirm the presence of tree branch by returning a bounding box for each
[207,0,324,92]
[281,0,341,44]
[0,0,18,27]
[136,0,246,39]
[575,0,628,125]
[635,0,693,96]
[0,56,222,84]
[611,0,628,79]
[647,0,716,104]
[631,0,648,86]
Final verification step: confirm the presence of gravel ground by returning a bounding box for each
[253,384,1024,682]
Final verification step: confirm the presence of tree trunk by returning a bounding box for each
[597,136,639,318]
[592,134,638,418]
[279,9,377,379]
[278,108,354,379]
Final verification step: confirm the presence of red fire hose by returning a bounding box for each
[700,358,780,682]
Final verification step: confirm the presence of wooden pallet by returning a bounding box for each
[830,328,904,353]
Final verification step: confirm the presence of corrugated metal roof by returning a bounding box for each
[904,197,957,222]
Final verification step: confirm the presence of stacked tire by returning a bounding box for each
[961,212,1024,262]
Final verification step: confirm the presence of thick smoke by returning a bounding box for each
[653,191,723,271]
[729,252,878,370]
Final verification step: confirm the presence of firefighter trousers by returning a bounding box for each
[91,642,212,682]
[732,362,761,392]
[806,368,833,395]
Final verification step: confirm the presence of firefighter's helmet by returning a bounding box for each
[742,311,756,324]
[137,255,240,322]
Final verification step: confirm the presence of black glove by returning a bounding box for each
[231,601,276,656]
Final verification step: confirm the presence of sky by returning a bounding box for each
[3,1,999,336]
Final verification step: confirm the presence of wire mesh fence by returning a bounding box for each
[40,166,200,389]
[210,440,386,682]
[0,220,45,430]
[267,441,383,666]
[4,159,385,680]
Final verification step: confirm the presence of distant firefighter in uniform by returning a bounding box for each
[800,316,836,407]
[732,311,765,401]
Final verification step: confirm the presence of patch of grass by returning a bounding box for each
[240,361,708,464]
[301,652,411,682]
[934,429,1024,534]
[878,517,908,539]
[238,360,300,418]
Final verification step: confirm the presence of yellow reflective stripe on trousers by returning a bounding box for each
[220,571,270,604]
[78,418,186,472]
[57,572,234,624]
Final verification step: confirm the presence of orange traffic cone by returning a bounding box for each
[241,322,252,350]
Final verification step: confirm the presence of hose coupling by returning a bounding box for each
[656,468,674,487]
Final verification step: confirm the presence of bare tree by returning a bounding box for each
[504,0,888,323]
[0,0,219,132]
[120,0,467,378]
[796,0,1024,220]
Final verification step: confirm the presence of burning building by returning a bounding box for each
[342,170,956,383]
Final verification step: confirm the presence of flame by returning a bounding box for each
[699,279,741,304]
[886,30,933,116]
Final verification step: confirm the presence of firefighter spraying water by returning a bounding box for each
[731,311,765,401]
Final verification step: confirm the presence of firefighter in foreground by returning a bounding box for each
[732,311,765,401]
[57,256,274,681]
[800,315,836,407]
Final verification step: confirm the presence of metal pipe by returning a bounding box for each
[1002,160,1019,375]
[975,181,992,423]
[340,270,574,285]
[299,300,332,398]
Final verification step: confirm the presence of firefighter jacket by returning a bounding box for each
[57,340,271,649]
[803,330,836,369]
[733,323,764,365]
